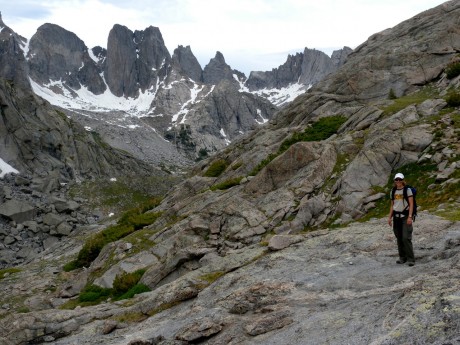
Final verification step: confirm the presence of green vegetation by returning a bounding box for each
[64,200,162,271]
[63,269,150,309]
[249,153,278,176]
[388,88,397,100]
[68,175,180,215]
[381,87,438,116]
[78,284,112,303]
[445,60,460,79]
[203,159,228,177]
[231,161,243,170]
[445,91,460,107]
[280,115,347,150]
[198,271,225,284]
[0,268,21,280]
[250,115,347,176]
[210,176,244,191]
[197,148,209,161]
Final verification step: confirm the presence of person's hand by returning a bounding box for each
[407,217,413,225]
[388,217,392,226]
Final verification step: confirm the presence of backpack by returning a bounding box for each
[391,185,417,221]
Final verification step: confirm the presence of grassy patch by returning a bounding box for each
[113,311,149,323]
[203,159,228,177]
[64,200,162,271]
[147,301,182,316]
[279,115,347,152]
[68,175,180,216]
[436,207,460,222]
[198,271,225,284]
[210,176,244,191]
[0,268,21,280]
[249,116,346,176]
[249,153,278,176]
[381,87,438,116]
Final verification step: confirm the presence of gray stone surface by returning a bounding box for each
[0,200,35,223]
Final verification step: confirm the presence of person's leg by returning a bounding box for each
[393,217,406,263]
[402,219,415,265]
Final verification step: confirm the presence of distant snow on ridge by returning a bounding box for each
[253,83,309,107]
[30,77,158,117]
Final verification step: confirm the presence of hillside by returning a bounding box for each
[1,1,460,344]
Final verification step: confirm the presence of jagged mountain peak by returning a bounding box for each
[171,45,203,82]
[202,50,239,85]
[3,14,350,164]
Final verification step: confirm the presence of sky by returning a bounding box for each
[0,0,448,75]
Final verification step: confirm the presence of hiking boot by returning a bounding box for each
[396,259,407,264]
[408,262,415,267]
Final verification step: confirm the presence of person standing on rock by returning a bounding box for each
[388,173,415,266]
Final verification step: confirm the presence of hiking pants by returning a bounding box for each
[393,215,415,263]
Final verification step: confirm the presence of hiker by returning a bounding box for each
[388,173,415,266]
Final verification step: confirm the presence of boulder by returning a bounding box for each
[268,235,304,251]
[0,200,36,223]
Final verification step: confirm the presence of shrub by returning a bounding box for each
[64,200,162,271]
[76,270,149,306]
[203,159,228,177]
[113,269,146,296]
[117,284,150,300]
[446,61,460,79]
[388,88,397,100]
[78,285,111,303]
[445,92,460,107]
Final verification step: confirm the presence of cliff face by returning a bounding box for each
[0,18,154,181]
[245,47,352,90]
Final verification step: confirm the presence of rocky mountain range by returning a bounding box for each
[1,14,351,164]
[1,1,460,344]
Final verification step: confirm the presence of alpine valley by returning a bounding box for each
[16,17,352,165]
[1,1,460,345]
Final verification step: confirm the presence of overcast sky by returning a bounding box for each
[0,0,447,75]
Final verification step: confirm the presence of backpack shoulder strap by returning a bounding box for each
[391,186,397,200]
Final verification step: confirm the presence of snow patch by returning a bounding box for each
[255,109,268,124]
[30,77,157,117]
[251,83,307,107]
[0,157,19,178]
[220,129,231,145]
[88,49,98,63]
[171,82,205,124]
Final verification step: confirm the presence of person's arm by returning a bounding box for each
[388,200,394,226]
[407,196,414,224]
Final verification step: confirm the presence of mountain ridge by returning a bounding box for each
[1,12,351,163]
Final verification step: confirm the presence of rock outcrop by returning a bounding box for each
[245,47,352,90]
[316,1,460,100]
[105,24,171,98]
[28,23,106,94]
